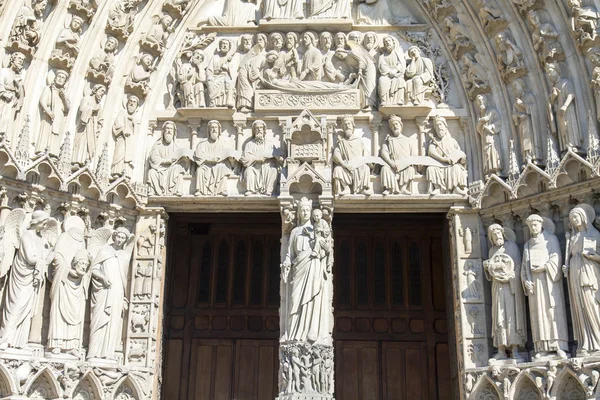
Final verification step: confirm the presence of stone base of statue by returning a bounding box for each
[529,352,570,362]
[276,394,335,400]
[378,104,433,118]
[87,356,121,366]
[0,347,34,360]
[45,350,81,362]
[488,356,526,366]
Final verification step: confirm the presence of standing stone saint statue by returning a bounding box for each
[194,120,236,196]
[475,94,502,176]
[309,0,351,19]
[405,46,434,105]
[240,120,282,196]
[236,34,267,112]
[73,84,106,166]
[281,198,332,344]
[511,78,538,164]
[37,70,70,156]
[262,0,303,20]
[111,95,139,179]
[380,115,417,195]
[0,211,55,350]
[563,204,600,356]
[483,224,526,361]
[88,227,134,360]
[0,52,26,142]
[206,39,235,108]
[332,115,373,196]
[378,35,406,106]
[546,62,581,153]
[522,214,569,359]
[147,121,189,196]
[426,115,468,195]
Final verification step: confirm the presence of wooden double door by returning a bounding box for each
[162,213,452,400]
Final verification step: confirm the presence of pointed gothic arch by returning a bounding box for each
[23,367,61,399]
[72,370,103,400]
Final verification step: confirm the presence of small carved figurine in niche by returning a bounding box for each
[134,263,152,299]
[49,16,84,70]
[527,10,564,64]
[545,62,582,153]
[8,0,46,53]
[483,224,526,361]
[475,94,502,176]
[495,31,527,82]
[140,14,174,56]
[88,227,134,360]
[405,46,434,105]
[426,116,468,195]
[196,0,258,26]
[147,121,190,196]
[174,49,207,108]
[37,70,70,156]
[237,34,267,112]
[107,0,142,40]
[87,36,119,84]
[0,211,57,350]
[332,115,373,196]
[111,95,139,179]
[463,261,480,299]
[563,205,600,356]
[206,39,235,108]
[0,52,26,141]
[378,35,406,106]
[567,0,599,46]
[380,115,417,195]
[522,214,569,359]
[194,120,236,196]
[442,15,473,59]
[511,78,538,164]
[477,0,506,34]
[263,0,303,21]
[125,53,156,99]
[334,42,377,109]
[590,51,600,122]
[460,53,489,100]
[73,84,106,166]
[240,120,283,196]
[136,224,160,256]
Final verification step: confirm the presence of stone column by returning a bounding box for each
[277,196,335,400]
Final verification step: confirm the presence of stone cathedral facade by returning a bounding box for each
[2,0,600,399]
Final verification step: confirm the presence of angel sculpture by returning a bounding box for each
[0,210,59,350]
[88,227,135,360]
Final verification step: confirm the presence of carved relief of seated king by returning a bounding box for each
[193,120,237,196]
[240,120,283,196]
[147,121,191,196]
[426,116,468,195]
[332,115,373,195]
[380,115,417,195]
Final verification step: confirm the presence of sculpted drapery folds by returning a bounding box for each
[37,70,70,156]
[147,121,188,196]
[263,0,303,20]
[309,0,351,19]
[299,32,323,82]
[475,94,502,176]
[175,49,207,108]
[405,46,434,106]
[522,214,569,359]
[426,115,467,195]
[111,95,139,179]
[47,216,88,356]
[511,78,537,164]
[194,120,235,196]
[207,39,235,108]
[380,115,417,195]
[0,211,53,350]
[0,52,25,141]
[484,224,526,361]
[332,115,373,195]
[590,51,600,123]
[564,205,600,356]
[378,35,406,106]
[334,41,377,109]
[281,199,332,345]
[527,10,563,63]
[241,120,282,196]
[236,33,267,112]
[495,31,526,82]
[50,16,83,69]
[546,62,581,153]
[88,35,118,84]
[88,227,134,360]
[73,84,106,166]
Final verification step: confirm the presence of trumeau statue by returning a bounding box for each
[522,214,569,359]
[484,224,526,362]
[111,95,140,179]
[37,70,70,156]
[511,78,537,164]
[87,36,119,84]
[49,16,84,70]
[206,39,235,108]
[0,211,58,350]
[378,35,406,106]
[0,52,26,142]
[88,227,134,360]
[380,115,417,195]
[475,94,502,176]
[332,115,373,196]
[240,120,283,196]
[564,205,600,357]
[546,62,582,153]
[73,84,106,166]
[426,115,468,195]
[193,120,237,196]
[147,121,190,196]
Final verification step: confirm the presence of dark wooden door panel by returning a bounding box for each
[336,341,380,400]
[187,339,234,400]
[233,340,278,400]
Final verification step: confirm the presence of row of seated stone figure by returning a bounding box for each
[0,210,134,361]
[171,31,436,112]
[146,114,468,197]
[484,205,600,362]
